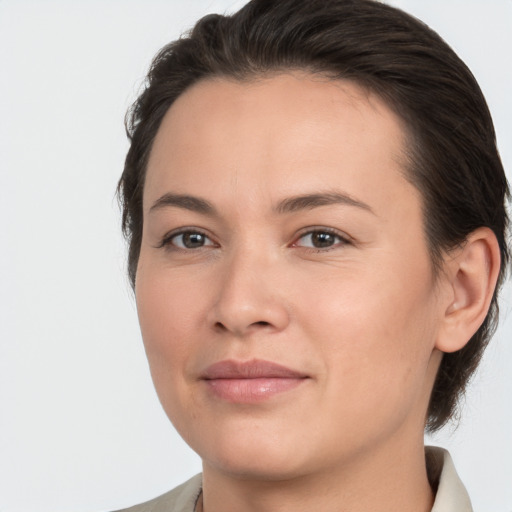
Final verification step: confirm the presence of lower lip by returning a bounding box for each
[204,377,306,403]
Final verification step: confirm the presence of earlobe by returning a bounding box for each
[435,227,501,354]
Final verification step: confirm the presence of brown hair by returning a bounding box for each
[118,0,509,432]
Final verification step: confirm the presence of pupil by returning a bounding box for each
[312,232,334,248]
[184,232,204,248]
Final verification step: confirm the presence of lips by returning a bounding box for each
[200,359,309,403]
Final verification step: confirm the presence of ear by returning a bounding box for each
[435,227,501,353]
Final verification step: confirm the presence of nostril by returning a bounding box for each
[213,320,270,333]
[214,322,227,331]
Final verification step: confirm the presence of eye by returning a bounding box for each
[162,230,216,250]
[294,229,349,250]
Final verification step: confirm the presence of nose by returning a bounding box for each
[207,249,290,338]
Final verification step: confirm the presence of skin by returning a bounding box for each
[135,73,500,512]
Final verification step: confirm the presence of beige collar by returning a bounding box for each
[427,446,473,511]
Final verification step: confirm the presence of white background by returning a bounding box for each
[0,1,510,511]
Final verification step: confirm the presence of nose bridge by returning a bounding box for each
[209,240,290,336]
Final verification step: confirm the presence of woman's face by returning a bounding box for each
[136,74,447,479]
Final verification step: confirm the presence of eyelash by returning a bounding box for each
[157,228,216,250]
[157,227,351,252]
[292,227,351,252]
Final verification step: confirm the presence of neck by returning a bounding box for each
[200,435,434,512]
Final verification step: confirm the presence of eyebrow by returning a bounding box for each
[275,192,374,215]
[148,191,374,216]
[149,193,217,215]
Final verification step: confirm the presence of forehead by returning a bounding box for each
[144,73,415,217]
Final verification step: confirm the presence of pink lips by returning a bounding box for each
[201,359,308,403]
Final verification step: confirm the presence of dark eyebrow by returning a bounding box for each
[275,192,374,215]
[148,191,374,217]
[149,193,217,216]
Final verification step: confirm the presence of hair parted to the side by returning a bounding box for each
[118,0,510,432]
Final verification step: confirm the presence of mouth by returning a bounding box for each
[200,359,310,403]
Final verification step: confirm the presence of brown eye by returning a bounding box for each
[295,230,348,249]
[170,231,214,249]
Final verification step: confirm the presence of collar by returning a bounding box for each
[426,446,473,511]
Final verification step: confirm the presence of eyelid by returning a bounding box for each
[291,226,352,250]
[156,227,218,249]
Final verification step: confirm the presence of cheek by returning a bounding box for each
[297,261,439,414]
[300,265,435,346]
[135,264,204,384]
[137,259,204,336]
[135,266,211,435]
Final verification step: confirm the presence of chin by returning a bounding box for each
[204,451,309,482]
[186,421,313,481]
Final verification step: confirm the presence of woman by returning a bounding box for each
[116,0,509,510]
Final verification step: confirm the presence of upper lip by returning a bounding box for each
[201,359,308,380]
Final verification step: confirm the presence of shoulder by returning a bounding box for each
[113,474,202,512]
